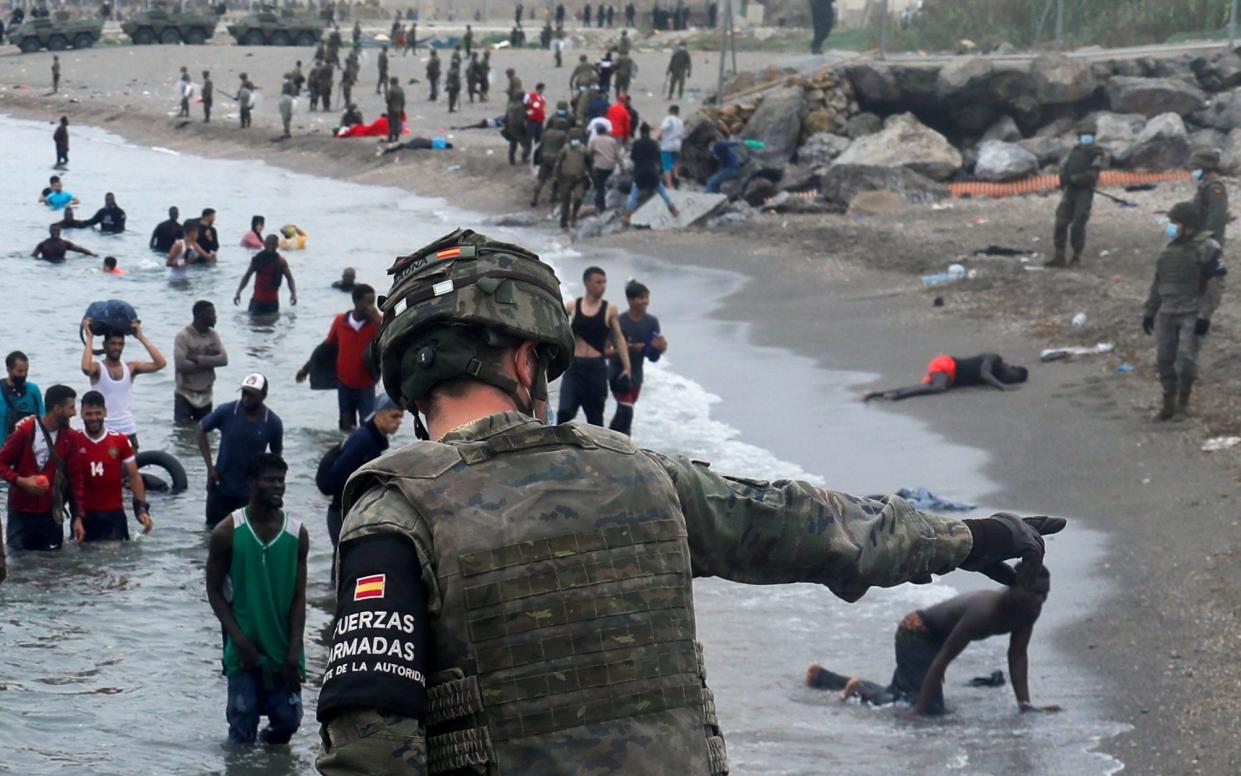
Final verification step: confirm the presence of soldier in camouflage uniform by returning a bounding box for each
[570,53,599,91]
[531,101,572,206]
[505,94,530,165]
[1191,148,1228,247]
[667,42,691,100]
[446,59,462,113]
[555,133,590,228]
[342,50,359,108]
[614,52,636,97]
[308,60,324,111]
[426,50,441,101]
[1142,202,1227,421]
[319,61,336,112]
[1049,120,1105,268]
[466,53,481,103]
[314,228,1064,775]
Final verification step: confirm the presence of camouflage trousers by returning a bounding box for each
[667,72,686,99]
[531,162,559,205]
[1053,187,1094,255]
[1155,312,1201,392]
[558,176,588,226]
[317,710,426,775]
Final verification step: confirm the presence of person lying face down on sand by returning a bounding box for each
[806,561,1062,718]
[864,352,1028,402]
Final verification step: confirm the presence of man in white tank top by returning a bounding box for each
[80,319,167,450]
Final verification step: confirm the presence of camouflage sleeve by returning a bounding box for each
[1144,261,1163,319]
[1198,238,1227,320]
[1205,186,1229,242]
[650,452,973,603]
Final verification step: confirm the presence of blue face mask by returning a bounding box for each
[1079,134,1094,145]
[1166,223,1181,240]
[1192,169,1204,181]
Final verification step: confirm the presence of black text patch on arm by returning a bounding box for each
[317,534,429,723]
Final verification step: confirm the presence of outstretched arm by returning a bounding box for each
[979,355,1009,391]
[864,372,951,402]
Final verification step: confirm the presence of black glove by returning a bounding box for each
[1142,316,1154,336]
[962,513,1067,586]
[1195,318,1210,337]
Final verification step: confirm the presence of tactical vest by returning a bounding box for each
[355,421,728,775]
[1155,236,1208,303]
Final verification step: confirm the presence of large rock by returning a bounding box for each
[1106,76,1207,118]
[819,164,949,206]
[631,191,727,230]
[1017,135,1073,166]
[1192,86,1241,131]
[974,140,1040,181]
[982,115,1022,143]
[1094,111,1147,156]
[1118,113,1191,170]
[679,112,722,182]
[844,111,882,138]
[834,112,962,181]
[1191,51,1241,92]
[1189,127,1228,150]
[844,61,900,105]
[741,86,806,163]
[938,58,1041,124]
[797,132,852,168]
[1032,54,1098,105]
[1224,128,1241,174]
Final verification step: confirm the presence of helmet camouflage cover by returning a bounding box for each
[370,228,574,409]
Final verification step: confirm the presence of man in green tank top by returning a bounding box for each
[206,453,309,745]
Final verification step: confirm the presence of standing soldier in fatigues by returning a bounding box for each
[466,53,481,103]
[553,24,566,67]
[446,58,462,113]
[1142,202,1227,421]
[1191,148,1228,248]
[52,55,61,93]
[385,77,405,143]
[308,60,323,111]
[312,227,1063,774]
[376,45,389,95]
[1048,120,1104,268]
[425,50,440,101]
[479,51,492,101]
[327,24,342,66]
[278,74,296,139]
[342,49,358,107]
[179,67,192,118]
[667,41,691,99]
[532,101,571,206]
[618,28,631,55]
[201,70,214,123]
[237,74,254,129]
[504,67,523,102]
[614,52,636,97]
[463,24,473,56]
[320,61,335,112]
[505,94,530,165]
[555,133,590,228]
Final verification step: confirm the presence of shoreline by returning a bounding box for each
[4,81,1239,771]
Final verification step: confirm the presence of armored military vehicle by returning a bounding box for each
[226,9,324,46]
[8,13,104,53]
[122,3,220,45]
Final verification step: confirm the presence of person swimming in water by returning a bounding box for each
[863,353,1028,402]
[806,562,1062,718]
[32,224,96,263]
[241,215,266,250]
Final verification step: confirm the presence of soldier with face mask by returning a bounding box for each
[1190,148,1228,247]
[1142,202,1227,421]
[531,101,572,206]
[312,228,1065,774]
[1048,119,1105,268]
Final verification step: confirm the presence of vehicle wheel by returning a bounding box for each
[295,31,316,46]
[186,27,206,45]
[135,450,189,494]
[270,30,291,46]
[19,37,41,53]
[242,29,264,46]
[160,28,181,45]
[132,27,155,45]
[73,33,95,49]
[46,35,68,51]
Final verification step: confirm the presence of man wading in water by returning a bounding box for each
[556,266,631,425]
[235,235,298,318]
[206,453,308,745]
[80,319,167,451]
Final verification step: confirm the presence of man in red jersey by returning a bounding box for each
[74,390,153,543]
[298,284,380,431]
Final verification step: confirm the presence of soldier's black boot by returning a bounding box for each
[1068,251,1082,267]
[1173,379,1194,422]
[1153,390,1176,422]
[1045,248,1067,268]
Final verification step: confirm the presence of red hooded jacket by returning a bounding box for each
[0,416,86,516]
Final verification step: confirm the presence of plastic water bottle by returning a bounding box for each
[1072,312,1087,328]
[921,273,958,286]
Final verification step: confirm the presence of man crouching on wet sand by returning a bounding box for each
[806,562,1062,717]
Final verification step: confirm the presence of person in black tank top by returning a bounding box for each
[863,352,1028,402]
[556,266,631,426]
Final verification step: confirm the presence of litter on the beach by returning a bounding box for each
[1040,343,1114,362]
[1201,436,1241,452]
[894,487,976,512]
[1115,363,1135,373]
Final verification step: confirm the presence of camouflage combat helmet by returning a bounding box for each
[1168,201,1203,231]
[1075,116,1097,135]
[1189,148,1221,172]
[370,228,573,421]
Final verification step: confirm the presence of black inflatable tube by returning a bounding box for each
[135,450,188,494]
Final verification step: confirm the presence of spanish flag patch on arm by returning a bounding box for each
[354,573,386,601]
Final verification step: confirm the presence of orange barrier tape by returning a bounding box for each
[948,170,1192,199]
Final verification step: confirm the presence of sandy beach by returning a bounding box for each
[2,36,1239,775]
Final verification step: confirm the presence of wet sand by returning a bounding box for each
[2,39,1238,775]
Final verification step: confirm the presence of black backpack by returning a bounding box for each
[315,440,345,495]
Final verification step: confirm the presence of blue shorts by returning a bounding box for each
[660,150,679,172]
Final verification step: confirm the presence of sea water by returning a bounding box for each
[0,115,1125,775]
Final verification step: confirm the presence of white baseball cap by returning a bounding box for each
[240,373,268,395]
